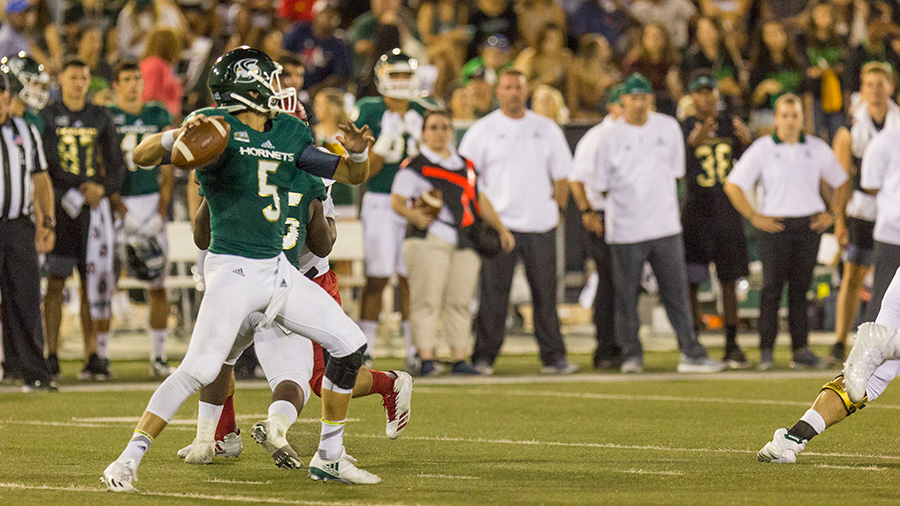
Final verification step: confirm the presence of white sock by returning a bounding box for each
[150,329,167,361]
[402,320,416,358]
[318,419,345,460]
[97,332,110,359]
[359,320,377,357]
[268,400,298,427]
[118,430,153,465]
[197,401,223,441]
[800,409,827,435]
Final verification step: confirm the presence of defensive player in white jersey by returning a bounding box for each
[101,47,380,491]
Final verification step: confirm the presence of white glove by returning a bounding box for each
[61,188,85,218]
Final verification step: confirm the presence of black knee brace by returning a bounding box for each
[324,345,365,390]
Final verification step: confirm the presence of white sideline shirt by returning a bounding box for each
[570,115,620,211]
[594,112,685,244]
[459,109,571,233]
[862,126,900,245]
[728,134,847,218]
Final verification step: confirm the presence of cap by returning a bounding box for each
[6,0,30,14]
[622,73,652,95]
[688,74,718,92]
[484,35,511,52]
[607,83,624,105]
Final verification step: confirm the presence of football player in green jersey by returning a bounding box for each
[353,49,432,368]
[0,52,50,134]
[102,46,380,491]
[108,61,176,378]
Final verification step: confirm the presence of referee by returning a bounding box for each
[0,72,57,391]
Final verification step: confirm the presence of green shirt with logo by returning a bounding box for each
[109,102,173,196]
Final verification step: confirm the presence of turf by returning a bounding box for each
[2,349,899,505]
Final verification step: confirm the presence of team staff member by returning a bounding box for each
[680,72,753,369]
[725,93,848,370]
[42,58,126,380]
[593,73,723,374]
[460,68,577,375]
[569,84,624,369]
[829,62,899,364]
[0,72,56,391]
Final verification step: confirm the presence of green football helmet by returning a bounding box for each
[375,48,420,100]
[0,52,50,110]
[208,46,296,117]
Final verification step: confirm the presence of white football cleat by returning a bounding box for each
[150,358,175,378]
[308,448,382,484]
[757,428,807,463]
[177,430,243,460]
[183,437,216,464]
[845,323,897,403]
[383,371,412,439]
[101,458,138,492]
[250,419,304,469]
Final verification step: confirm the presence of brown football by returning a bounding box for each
[415,189,443,217]
[171,116,230,170]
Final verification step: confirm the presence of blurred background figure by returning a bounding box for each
[116,0,185,62]
[140,28,183,118]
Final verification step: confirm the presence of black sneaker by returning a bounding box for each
[79,353,111,381]
[723,345,753,370]
[790,348,822,369]
[828,342,846,365]
[46,354,60,379]
[22,379,59,392]
[450,361,481,375]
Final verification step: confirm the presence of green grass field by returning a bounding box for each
[2,349,900,505]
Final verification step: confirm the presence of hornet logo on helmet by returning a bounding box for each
[232,58,263,83]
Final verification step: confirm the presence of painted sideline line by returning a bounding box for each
[617,469,684,476]
[416,474,479,480]
[0,482,402,505]
[816,464,886,471]
[206,478,271,485]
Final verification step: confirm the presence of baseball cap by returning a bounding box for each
[622,73,652,95]
[607,84,624,105]
[6,0,30,14]
[484,35,511,52]
[688,73,718,92]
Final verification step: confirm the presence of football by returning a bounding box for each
[170,116,230,170]
[415,189,443,217]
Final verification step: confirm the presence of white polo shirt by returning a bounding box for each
[570,114,620,211]
[594,112,685,244]
[729,133,847,217]
[861,126,900,245]
[459,109,571,233]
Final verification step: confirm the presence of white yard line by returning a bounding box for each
[816,464,886,471]
[416,474,480,480]
[71,416,359,424]
[205,478,272,485]
[616,469,684,476]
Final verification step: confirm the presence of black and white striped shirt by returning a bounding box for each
[0,117,47,221]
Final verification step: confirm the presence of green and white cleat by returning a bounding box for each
[101,458,138,492]
[183,437,216,464]
[757,428,806,463]
[845,322,897,403]
[309,448,382,484]
[177,430,243,460]
[250,420,304,469]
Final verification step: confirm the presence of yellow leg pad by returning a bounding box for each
[821,375,867,415]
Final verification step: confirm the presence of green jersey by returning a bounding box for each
[109,102,173,196]
[282,172,327,267]
[191,107,321,259]
[24,109,44,134]
[351,96,431,194]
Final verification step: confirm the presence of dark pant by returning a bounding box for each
[474,228,566,366]
[609,233,707,361]
[866,241,900,322]
[588,219,619,364]
[756,218,820,351]
[0,218,51,383]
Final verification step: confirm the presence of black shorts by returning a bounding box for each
[46,200,89,277]
[845,216,875,266]
[681,195,750,282]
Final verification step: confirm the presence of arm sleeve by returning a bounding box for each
[569,130,596,183]
[100,111,126,195]
[593,134,612,193]
[548,122,572,181]
[30,123,48,173]
[726,141,761,192]
[861,130,889,190]
[296,145,342,178]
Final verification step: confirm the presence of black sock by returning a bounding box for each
[788,420,818,441]
[725,325,738,347]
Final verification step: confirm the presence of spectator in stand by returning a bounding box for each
[76,25,114,103]
[628,0,698,50]
[281,55,313,123]
[0,1,36,61]
[532,85,570,124]
[140,28,183,118]
[465,67,497,118]
[514,25,575,109]
[349,0,421,78]
[569,0,629,57]
[748,21,803,133]
[284,0,353,97]
[311,87,348,151]
[571,34,622,120]
[698,0,750,33]
[623,24,683,117]
[844,14,900,99]
[517,0,567,49]
[225,0,277,50]
[448,83,476,121]
[262,31,285,64]
[466,0,518,60]
[682,17,743,111]
[725,93,848,370]
[116,0,185,62]
[757,0,811,34]
[29,0,63,74]
[180,0,217,113]
[417,0,470,98]
[461,34,512,86]
[391,110,514,376]
[801,1,848,142]
[459,69,577,376]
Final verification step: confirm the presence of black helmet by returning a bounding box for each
[125,236,166,281]
[208,46,296,117]
[0,52,50,110]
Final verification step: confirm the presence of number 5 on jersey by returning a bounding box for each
[258,160,281,221]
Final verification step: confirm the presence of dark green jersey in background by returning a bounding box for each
[108,102,173,196]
